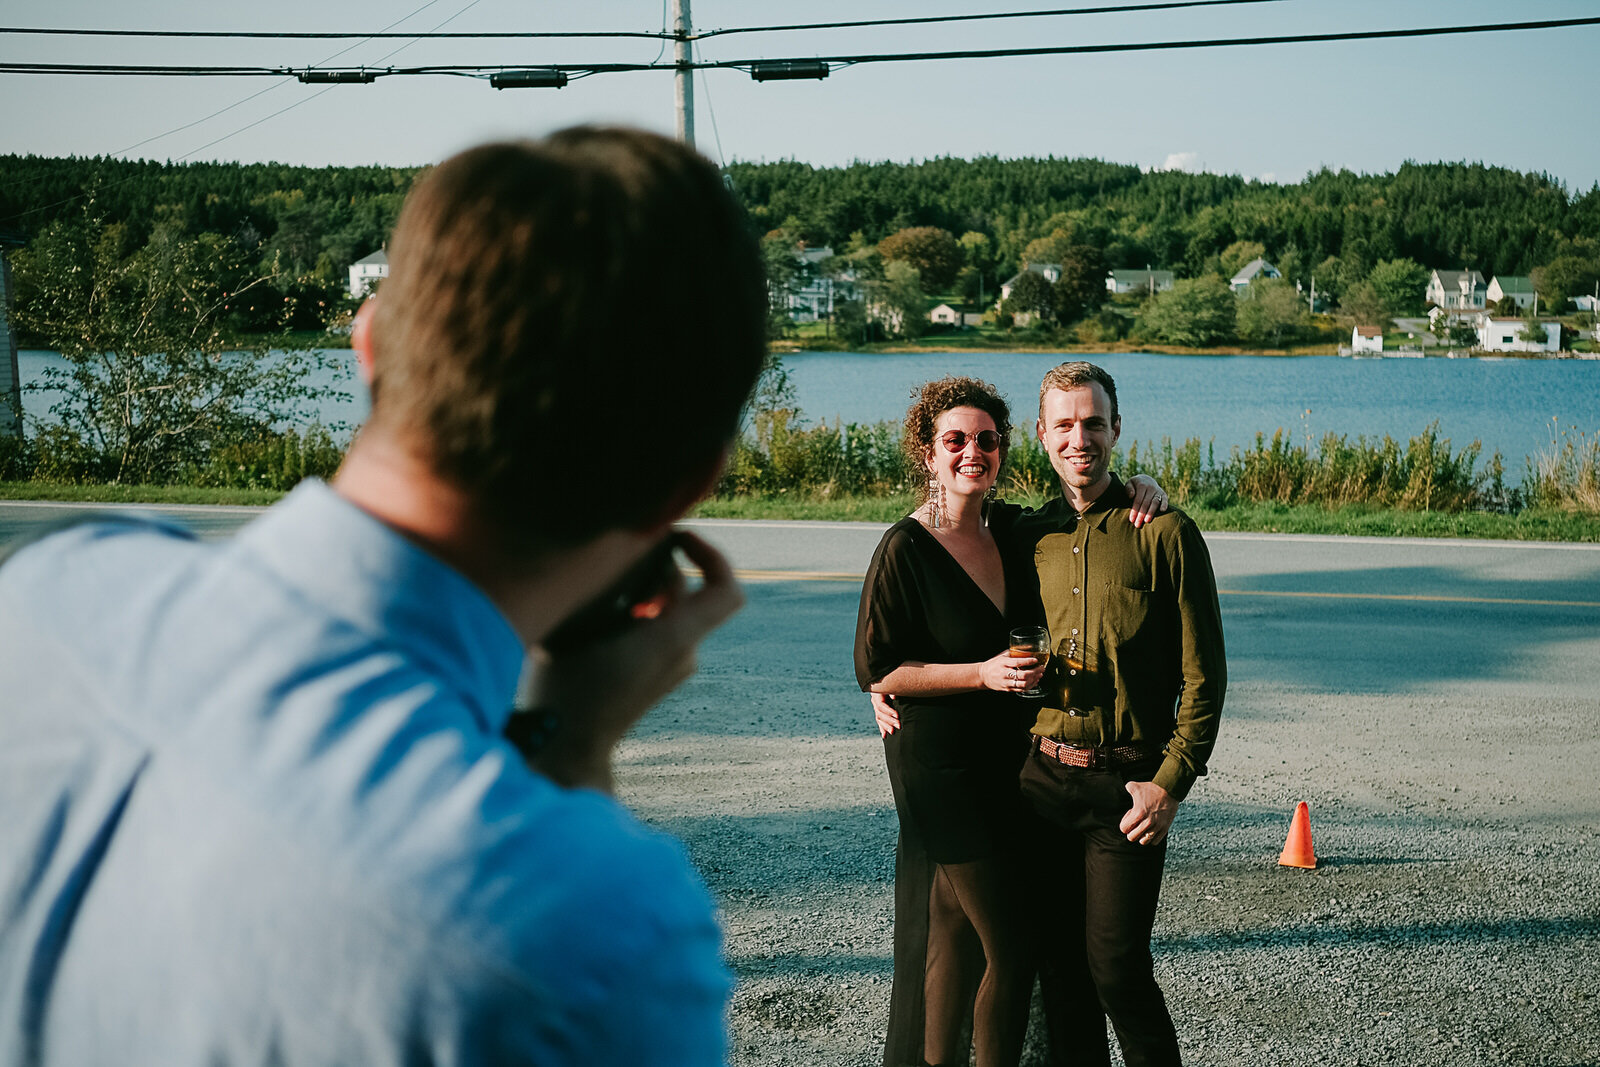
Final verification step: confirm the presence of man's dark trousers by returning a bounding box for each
[1022,749,1181,1067]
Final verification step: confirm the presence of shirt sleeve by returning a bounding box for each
[853,524,930,690]
[1152,516,1227,800]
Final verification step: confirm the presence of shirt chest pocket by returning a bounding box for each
[1100,581,1154,643]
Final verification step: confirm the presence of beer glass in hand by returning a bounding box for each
[1008,625,1050,698]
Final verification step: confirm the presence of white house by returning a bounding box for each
[348,249,388,297]
[1229,258,1280,291]
[928,303,984,327]
[780,246,859,323]
[1486,275,1537,311]
[999,262,1062,302]
[1106,268,1175,295]
[1425,269,1487,310]
[1351,325,1383,354]
[1477,317,1561,353]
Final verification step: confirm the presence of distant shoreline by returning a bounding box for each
[767,339,1594,359]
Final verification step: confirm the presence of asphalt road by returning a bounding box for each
[5,502,1599,1063]
[5,501,1598,737]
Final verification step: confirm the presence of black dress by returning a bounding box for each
[854,513,1037,1067]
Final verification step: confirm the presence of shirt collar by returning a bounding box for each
[1041,473,1129,532]
[1079,473,1129,532]
[232,480,525,734]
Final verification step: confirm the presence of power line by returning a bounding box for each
[694,0,1294,39]
[4,15,1596,80]
[0,25,672,41]
[0,2,1291,42]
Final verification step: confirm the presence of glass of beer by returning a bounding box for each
[1008,625,1051,698]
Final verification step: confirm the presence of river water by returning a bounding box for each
[17,349,1600,466]
[781,351,1600,465]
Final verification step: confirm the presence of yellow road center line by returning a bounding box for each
[728,569,1600,609]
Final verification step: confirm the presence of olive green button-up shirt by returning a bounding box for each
[1008,476,1227,800]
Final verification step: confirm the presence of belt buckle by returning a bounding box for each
[1062,741,1100,769]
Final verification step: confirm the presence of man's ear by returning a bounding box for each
[633,443,732,536]
[352,298,378,387]
[1110,415,1122,448]
[1036,417,1046,443]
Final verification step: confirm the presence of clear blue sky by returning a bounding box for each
[6,0,1599,189]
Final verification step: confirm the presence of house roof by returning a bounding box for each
[1230,258,1278,284]
[353,249,388,266]
[1109,268,1174,282]
[1431,269,1485,288]
[1355,325,1382,337]
[1491,275,1535,294]
[1001,262,1061,288]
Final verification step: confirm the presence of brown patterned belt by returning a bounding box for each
[1032,734,1160,769]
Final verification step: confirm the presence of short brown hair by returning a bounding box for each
[368,127,766,546]
[901,377,1011,501]
[1039,361,1118,423]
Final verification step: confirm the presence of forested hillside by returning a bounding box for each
[727,156,1599,283]
[1,152,1596,331]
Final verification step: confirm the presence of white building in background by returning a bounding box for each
[1351,325,1383,354]
[1486,275,1537,311]
[1425,269,1487,310]
[999,261,1062,302]
[1106,268,1175,295]
[348,249,388,297]
[1229,258,1280,291]
[928,303,984,327]
[782,246,858,322]
[1477,317,1561,354]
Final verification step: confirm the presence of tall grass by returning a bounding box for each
[715,413,1581,515]
[1525,421,1600,512]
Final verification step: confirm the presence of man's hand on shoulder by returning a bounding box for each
[1120,779,1179,846]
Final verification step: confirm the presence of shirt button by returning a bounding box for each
[1067,708,1083,717]
[1073,546,1080,554]
[1069,669,1077,675]
[1072,587,1080,595]
[1071,628,1079,635]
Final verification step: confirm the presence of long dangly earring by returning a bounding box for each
[928,474,941,528]
[938,481,948,528]
[982,486,997,527]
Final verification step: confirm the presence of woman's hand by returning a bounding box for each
[527,532,743,792]
[871,692,901,737]
[978,649,1046,694]
[1127,473,1170,528]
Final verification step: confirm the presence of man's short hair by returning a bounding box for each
[1039,361,1119,423]
[368,126,767,547]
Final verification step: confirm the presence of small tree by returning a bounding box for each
[1236,278,1308,347]
[13,213,344,484]
[1365,258,1430,317]
[1517,319,1549,347]
[1051,245,1108,325]
[1136,275,1236,346]
[876,260,927,339]
[877,227,962,292]
[1003,270,1054,325]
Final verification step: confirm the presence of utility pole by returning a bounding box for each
[673,0,695,148]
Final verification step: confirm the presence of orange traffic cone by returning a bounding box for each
[1277,801,1317,869]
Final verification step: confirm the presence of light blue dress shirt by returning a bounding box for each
[0,480,731,1065]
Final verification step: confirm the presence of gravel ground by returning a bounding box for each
[615,579,1600,1067]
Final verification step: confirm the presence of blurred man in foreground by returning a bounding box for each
[0,127,766,1065]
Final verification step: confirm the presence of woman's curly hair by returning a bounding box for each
[902,376,1012,503]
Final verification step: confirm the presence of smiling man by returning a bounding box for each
[1011,360,1226,1067]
